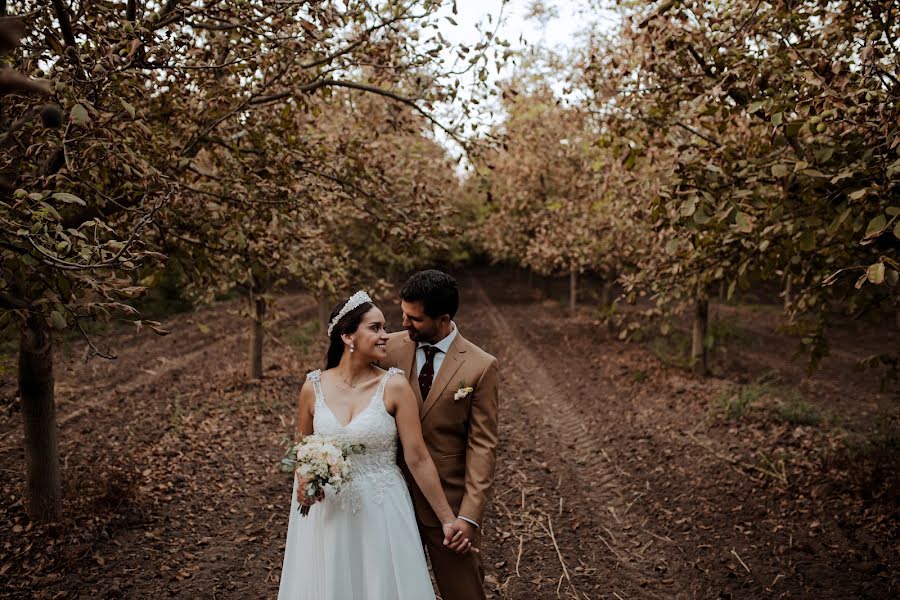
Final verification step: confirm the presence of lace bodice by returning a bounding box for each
[307,367,405,512]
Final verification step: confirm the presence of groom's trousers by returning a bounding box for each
[420,524,486,600]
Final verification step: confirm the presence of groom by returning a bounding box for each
[382,270,499,600]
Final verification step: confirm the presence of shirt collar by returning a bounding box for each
[418,321,457,353]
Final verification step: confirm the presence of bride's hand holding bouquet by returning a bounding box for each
[281,434,365,516]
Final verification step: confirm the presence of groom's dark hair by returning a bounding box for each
[400,270,459,319]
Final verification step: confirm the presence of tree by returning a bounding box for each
[470,83,614,311]
[581,0,899,373]
[141,2,476,378]
[1,0,496,519]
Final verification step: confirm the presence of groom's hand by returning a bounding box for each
[442,518,479,554]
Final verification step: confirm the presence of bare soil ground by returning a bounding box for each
[1,270,897,599]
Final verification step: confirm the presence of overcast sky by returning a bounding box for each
[437,0,590,53]
[427,0,617,166]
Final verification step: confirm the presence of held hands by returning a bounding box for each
[441,518,479,554]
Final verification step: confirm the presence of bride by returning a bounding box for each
[278,291,473,599]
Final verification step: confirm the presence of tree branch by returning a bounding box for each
[50,0,76,47]
[250,78,463,144]
[0,291,28,310]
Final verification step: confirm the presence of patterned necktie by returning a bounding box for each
[418,346,440,400]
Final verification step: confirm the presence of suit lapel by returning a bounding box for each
[421,334,467,420]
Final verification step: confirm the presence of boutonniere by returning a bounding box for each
[454,381,474,401]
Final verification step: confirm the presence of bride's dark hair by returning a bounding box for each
[325,298,375,369]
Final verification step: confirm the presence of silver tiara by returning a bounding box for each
[327,290,373,337]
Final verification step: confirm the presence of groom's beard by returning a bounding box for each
[406,327,437,344]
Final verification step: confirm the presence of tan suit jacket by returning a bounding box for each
[383,330,499,528]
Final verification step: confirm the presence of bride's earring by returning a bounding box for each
[349,342,355,353]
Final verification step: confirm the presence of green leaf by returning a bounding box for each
[867,262,885,285]
[827,207,852,234]
[70,104,90,126]
[120,99,136,118]
[49,310,67,330]
[894,221,900,240]
[849,188,868,201]
[734,212,753,233]
[865,214,886,238]
[665,239,680,255]
[693,206,711,225]
[52,192,86,206]
[39,202,61,221]
[771,164,790,177]
[747,100,765,114]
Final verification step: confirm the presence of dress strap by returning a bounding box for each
[376,367,403,399]
[306,369,323,402]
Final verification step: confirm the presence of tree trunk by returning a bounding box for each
[19,316,61,521]
[600,278,615,307]
[527,269,534,290]
[783,274,792,315]
[247,294,266,380]
[568,268,577,315]
[691,284,709,376]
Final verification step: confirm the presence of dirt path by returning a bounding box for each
[465,273,897,600]
[466,280,668,599]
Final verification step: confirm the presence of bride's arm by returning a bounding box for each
[294,380,318,506]
[386,377,456,527]
[295,379,315,439]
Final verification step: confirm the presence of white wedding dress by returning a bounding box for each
[277,367,435,599]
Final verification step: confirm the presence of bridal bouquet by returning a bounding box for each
[280,435,365,516]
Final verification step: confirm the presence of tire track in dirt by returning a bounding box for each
[468,281,671,599]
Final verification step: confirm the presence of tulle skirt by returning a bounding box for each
[277,469,435,599]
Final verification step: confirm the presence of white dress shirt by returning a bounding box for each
[415,321,458,378]
[415,322,479,529]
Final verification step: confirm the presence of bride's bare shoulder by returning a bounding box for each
[384,369,412,394]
